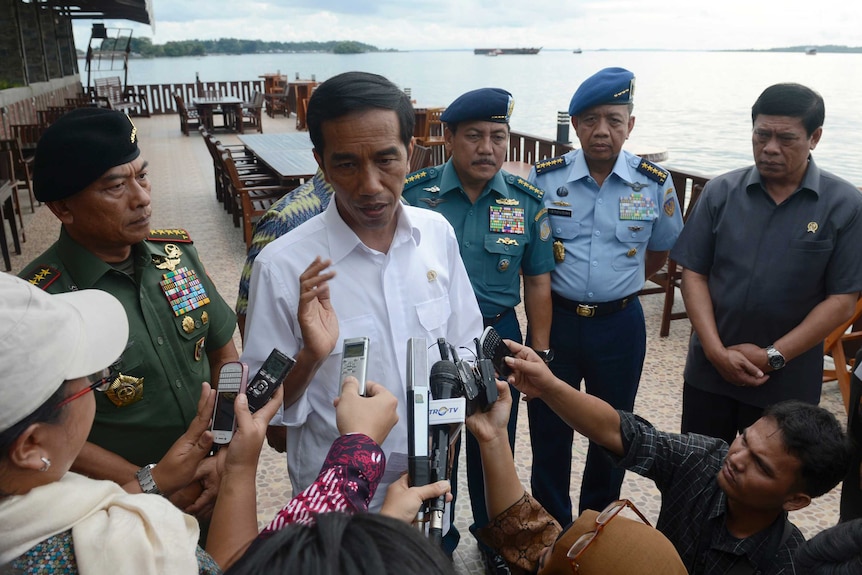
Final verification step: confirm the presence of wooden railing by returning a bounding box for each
[508,130,574,164]
[124,80,265,115]
[507,129,713,185]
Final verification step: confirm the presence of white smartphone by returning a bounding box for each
[211,361,249,445]
[340,336,370,395]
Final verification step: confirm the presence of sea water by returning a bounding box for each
[90,50,862,184]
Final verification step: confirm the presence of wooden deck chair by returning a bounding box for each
[823,296,862,414]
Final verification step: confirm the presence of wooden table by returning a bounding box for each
[193,96,243,132]
[238,133,318,183]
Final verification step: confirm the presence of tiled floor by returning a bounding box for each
[3,112,848,575]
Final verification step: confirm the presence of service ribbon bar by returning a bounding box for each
[159,266,211,316]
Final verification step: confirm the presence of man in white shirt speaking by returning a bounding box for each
[241,71,483,553]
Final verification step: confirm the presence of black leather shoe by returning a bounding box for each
[481,547,511,575]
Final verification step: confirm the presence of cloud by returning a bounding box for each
[71,0,862,52]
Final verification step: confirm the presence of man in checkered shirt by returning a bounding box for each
[501,341,851,575]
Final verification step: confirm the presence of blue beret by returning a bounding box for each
[568,67,635,117]
[34,107,140,202]
[441,88,514,124]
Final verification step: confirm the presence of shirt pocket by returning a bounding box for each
[415,294,452,339]
[170,308,212,376]
[781,238,834,284]
[612,221,654,271]
[548,211,579,240]
[483,235,525,286]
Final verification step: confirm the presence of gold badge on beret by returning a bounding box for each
[105,373,144,407]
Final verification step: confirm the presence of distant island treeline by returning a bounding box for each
[78,39,862,58]
[86,37,386,58]
[762,45,862,53]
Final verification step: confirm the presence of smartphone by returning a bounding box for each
[340,336,370,395]
[247,349,296,413]
[480,326,513,378]
[211,361,249,444]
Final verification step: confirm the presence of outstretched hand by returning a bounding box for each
[334,377,399,446]
[152,382,216,495]
[297,257,339,363]
[215,385,285,477]
[466,379,512,443]
[503,340,563,400]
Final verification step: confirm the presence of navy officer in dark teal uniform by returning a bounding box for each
[527,68,683,526]
[403,87,554,573]
[18,108,239,523]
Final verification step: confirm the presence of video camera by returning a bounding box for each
[406,336,498,546]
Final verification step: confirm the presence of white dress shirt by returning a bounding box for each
[242,198,482,511]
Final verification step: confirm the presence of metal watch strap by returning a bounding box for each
[136,463,162,495]
[534,348,554,363]
[766,345,786,370]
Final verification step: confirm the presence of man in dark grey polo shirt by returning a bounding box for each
[671,82,862,443]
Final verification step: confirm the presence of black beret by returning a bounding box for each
[34,107,140,202]
[569,67,635,117]
[441,88,514,124]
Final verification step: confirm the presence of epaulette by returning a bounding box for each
[22,265,62,291]
[507,175,545,202]
[636,159,669,185]
[147,229,193,243]
[534,155,567,175]
[403,167,439,190]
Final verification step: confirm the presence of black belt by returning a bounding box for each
[552,292,636,318]
[483,308,515,327]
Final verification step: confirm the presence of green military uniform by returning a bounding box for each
[402,161,554,318]
[19,228,236,466]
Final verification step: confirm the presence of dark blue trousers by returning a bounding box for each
[527,298,645,526]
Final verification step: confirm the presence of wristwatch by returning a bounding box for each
[765,345,786,371]
[135,463,162,495]
[534,348,555,363]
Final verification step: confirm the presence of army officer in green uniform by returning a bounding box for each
[402,88,554,572]
[18,108,238,519]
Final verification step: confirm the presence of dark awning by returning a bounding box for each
[61,0,154,27]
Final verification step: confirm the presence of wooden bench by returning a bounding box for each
[93,77,150,117]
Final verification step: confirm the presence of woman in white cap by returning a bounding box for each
[0,274,282,574]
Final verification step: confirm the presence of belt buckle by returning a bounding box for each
[576,304,596,318]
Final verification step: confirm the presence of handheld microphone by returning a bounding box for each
[406,338,429,531]
[427,359,461,545]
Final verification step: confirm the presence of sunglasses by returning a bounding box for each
[55,368,116,409]
[567,499,651,574]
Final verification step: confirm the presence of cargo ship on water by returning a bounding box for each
[474,47,542,55]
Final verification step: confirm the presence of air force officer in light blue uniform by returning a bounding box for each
[527,67,683,526]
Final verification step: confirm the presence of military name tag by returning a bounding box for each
[619,193,658,221]
[159,266,211,317]
[489,206,525,234]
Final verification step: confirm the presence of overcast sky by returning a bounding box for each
[74,0,860,51]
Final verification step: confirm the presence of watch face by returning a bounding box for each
[770,357,785,369]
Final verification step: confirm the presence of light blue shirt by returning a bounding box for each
[529,149,683,302]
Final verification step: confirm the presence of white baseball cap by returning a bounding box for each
[0,274,129,432]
